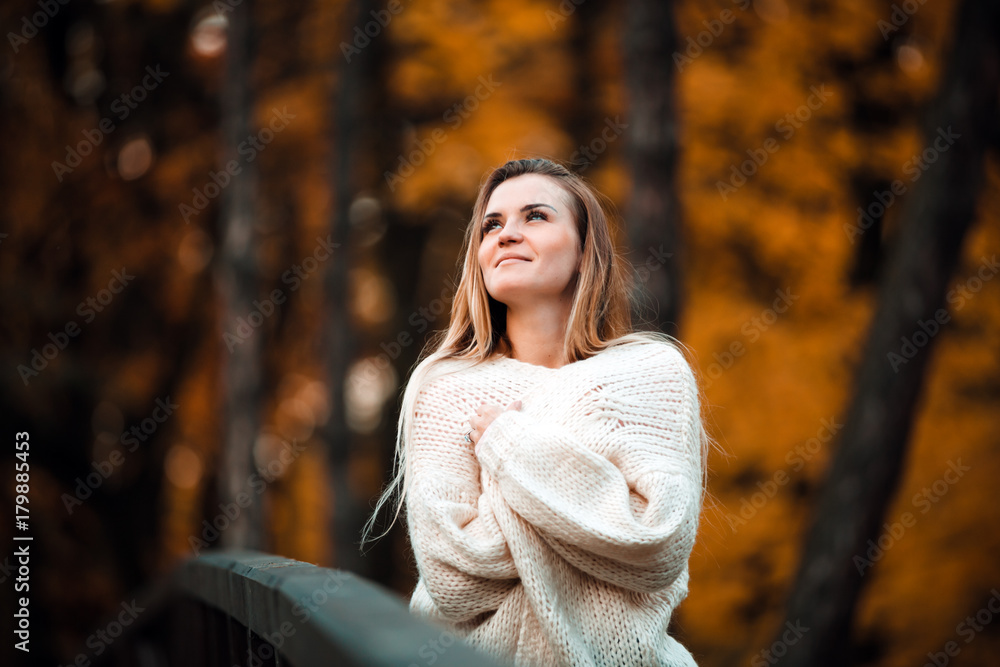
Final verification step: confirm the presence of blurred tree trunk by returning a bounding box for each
[565,0,603,168]
[322,0,375,576]
[777,1,1000,664]
[359,9,416,591]
[216,0,264,550]
[622,0,683,337]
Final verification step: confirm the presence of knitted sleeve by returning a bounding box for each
[404,371,520,622]
[474,343,703,593]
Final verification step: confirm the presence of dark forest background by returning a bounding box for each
[1,0,999,665]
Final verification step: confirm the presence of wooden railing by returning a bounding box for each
[90,549,503,667]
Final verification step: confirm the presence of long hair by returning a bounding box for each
[360,157,712,547]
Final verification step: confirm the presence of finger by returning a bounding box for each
[507,400,522,411]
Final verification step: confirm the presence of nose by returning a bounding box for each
[497,218,522,245]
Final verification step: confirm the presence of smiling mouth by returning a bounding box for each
[497,258,529,267]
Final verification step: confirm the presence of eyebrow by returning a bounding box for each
[484,203,558,220]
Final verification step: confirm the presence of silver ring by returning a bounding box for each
[464,431,472,443]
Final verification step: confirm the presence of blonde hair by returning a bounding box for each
[361,158,712,548]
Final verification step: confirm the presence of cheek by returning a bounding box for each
[477,240,490,271]
[478,248,498,286]
[548,233,582,273]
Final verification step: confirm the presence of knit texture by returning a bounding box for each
[405,340,703,667]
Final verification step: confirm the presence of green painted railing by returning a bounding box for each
[89,549,503,667]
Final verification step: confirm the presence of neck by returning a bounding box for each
[504,299,573,369]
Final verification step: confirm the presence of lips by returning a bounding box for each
[495,255,530,267]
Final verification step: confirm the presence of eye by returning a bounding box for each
[526,209,548,221]
[482,219,501,234]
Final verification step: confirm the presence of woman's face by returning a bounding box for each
[477,174,583,308]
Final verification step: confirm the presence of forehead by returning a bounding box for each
[486,174,572,213]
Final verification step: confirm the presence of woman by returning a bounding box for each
[362,158,710,666]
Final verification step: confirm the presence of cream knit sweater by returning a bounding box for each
[404,339,703,666]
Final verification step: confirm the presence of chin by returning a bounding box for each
[487,290,516,306]
[486,289,520,307]
[488,277,533,298]
[490,287,563,308]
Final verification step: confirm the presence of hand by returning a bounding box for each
[467,400,521,451]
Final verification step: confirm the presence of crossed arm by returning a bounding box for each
[405,345,703,619]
